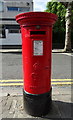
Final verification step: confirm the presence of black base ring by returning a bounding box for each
[23,88,52,117]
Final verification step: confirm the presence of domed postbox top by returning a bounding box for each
[15,12,58,26]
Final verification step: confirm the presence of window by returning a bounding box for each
[7,7,18,11]
[0,29,6,38]
[7,7,30,12]
[18,7,30,12]
[8,29,20,33]
[0,2,4,12]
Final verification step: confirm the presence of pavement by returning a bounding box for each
[0,49,73,119]
[0,85,73,119]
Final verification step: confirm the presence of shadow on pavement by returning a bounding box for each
[41,100,72,119]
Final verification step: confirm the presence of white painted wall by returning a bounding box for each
[0,29,22,45]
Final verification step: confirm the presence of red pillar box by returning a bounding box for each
[16,12,57,116]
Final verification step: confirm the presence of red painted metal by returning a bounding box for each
[16,12,57,94]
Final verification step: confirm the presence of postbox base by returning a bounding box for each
[23,88,52,117]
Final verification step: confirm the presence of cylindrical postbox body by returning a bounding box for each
[16,12,57,116]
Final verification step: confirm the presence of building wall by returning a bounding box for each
[1,29,21,45]
[0,0,33,18]
[0,0,33,46]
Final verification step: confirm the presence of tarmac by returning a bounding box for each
[0,49,73,119]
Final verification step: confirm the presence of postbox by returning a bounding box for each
[16,12,57,116]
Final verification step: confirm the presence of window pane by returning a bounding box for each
[7,7,18,11]
[18,7,30,12]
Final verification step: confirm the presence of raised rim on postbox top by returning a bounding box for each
[15,12,58,25]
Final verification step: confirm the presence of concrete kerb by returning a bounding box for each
[0,49,73,53]
[0,49,22,53]
[52,49,73,53]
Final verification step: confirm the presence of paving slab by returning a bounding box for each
[0,86,72,119]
